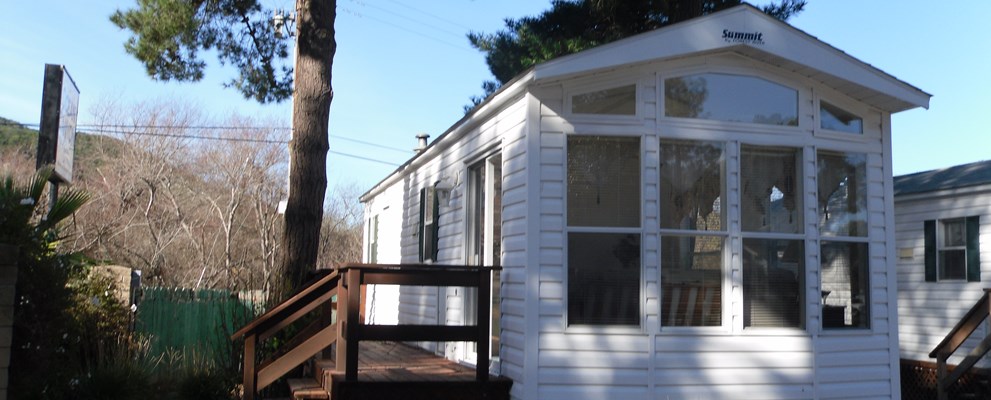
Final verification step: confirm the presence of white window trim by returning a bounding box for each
[563,77,646,124]
[657,66,811,134]
[563,134,647,332]
[937,217,969,282]
[812,86,882,141]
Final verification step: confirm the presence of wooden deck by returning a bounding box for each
[300,341,511,400]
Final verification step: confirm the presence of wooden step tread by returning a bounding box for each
[287,378,329,400]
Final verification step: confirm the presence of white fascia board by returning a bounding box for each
[359,71,535,202]
[533,6,930,112]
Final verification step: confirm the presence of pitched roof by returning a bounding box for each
[533,4,930,113]
[894,160,991,196]
[361,4,931,201]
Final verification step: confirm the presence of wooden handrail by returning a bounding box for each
[232,269,338,340]
[234,263,501,400]
[235,269,340,400]
[929,289,991,400]
[336,263,500,382]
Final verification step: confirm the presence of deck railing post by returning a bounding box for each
[321,288,336,360]
[345,268,362,381]
[936,353,948,400]
[243,333,257,400]
[336,269,349,374]
[476,267,490,382]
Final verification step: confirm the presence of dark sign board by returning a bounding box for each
[36,64,80,183]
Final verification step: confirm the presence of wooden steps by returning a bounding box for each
[287,378,329,399]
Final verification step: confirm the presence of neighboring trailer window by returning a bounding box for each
[567,135,641,326]
[818,151,870,329]
[659,140,725,327]
[665,73,798,126]
[925,217,980,282]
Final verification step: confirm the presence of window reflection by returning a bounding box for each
[568,233,641,326]
[741,146,802,233]
[820,101,863,134]
[567,136,641,227]
[662,236,722,327]
[821,241,869,328]
[660,140,724,231]
[818,152,867,237]
[665,73,798,126]
[572,84,637,115]
[743,239,804,328]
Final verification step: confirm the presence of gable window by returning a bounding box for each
[925,217,980,282]
[567,136,641,326]
[740,145,804,328]
[820,101,863,134]
[818,151,869,329]
[659,140,725,327]
[665,73,798,126]
[571,84,637,115]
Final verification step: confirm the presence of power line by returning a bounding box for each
[2,121,413,154]
[340,5,473,53]
[382,0,474,32]
[76,128,402,167]
[357,0,467,39]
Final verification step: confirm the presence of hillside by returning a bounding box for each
[0,116,124,166]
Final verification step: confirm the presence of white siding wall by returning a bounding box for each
[895,186,991,366]
[529,54,900,400]
[363,182,406,325]
[363,96,531,373]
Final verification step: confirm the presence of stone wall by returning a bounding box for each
[0,244,16,400]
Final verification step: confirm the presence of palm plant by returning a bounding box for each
[2,167,98,399]
[0,167,90,250]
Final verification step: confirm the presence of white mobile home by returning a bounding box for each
[895,161,991,366]
[360,5,930,399]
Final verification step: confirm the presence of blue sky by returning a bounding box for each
[1,1,988,194]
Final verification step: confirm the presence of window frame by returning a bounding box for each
[813,88,882,142]
[815,149,871,331]
[925,217,980,282]
[818,100,864,135]
[660,69,802,130]
[738,143,806,332]
[658,139,730,331]
[564,134,645,331]
[564,78,645,124]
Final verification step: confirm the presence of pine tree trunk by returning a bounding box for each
[279,0,336,293]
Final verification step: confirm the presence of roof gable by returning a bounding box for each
[533,5,930,113]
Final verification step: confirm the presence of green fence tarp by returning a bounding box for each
[135,287,260,368]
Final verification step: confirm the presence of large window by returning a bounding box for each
[660,140,725,327]
[741,145,804,328]
[665,73,798,126]
[925,217,981,282]
[567,136,641,326]
[818,151,870,329]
